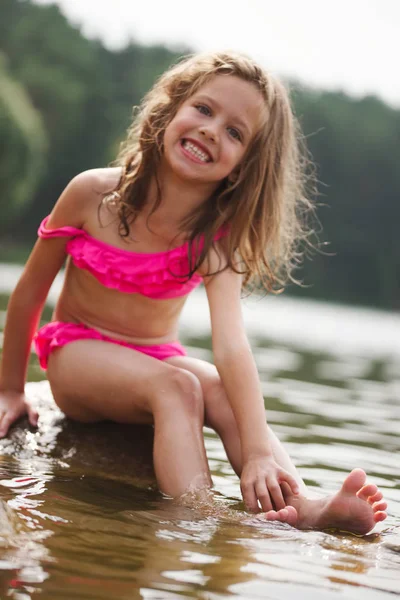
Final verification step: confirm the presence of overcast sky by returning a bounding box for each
[33,0,399,108]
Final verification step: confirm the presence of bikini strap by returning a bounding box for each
[38,215,84,239]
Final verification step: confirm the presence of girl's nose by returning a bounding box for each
[199,125,217,143]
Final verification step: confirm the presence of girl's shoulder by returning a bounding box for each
[47,168,123,229]
[71,167,122,198]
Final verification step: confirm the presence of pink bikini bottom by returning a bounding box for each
[34,321,187,370]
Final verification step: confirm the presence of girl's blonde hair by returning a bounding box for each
[110,51,316,293]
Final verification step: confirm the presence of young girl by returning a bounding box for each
[0,52,387,533]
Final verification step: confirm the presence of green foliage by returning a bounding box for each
[0,0,183,228]
[0,54,47,229]
[291,86,400,308]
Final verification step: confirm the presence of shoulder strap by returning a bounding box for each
[38,216,83,239]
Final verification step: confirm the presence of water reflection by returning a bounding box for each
[0,275,400,598]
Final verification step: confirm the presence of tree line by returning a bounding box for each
[1,0,399,309]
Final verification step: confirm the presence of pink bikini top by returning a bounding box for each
[38,216,226,299]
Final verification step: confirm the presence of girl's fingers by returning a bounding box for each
[269,482,286,511]
[283,472,300,495]
[255,481,273,512]
[242,469,300,514]
[0,414,12,438]
[28,408,39,427]
[241,482,259,513]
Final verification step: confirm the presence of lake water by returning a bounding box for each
[0,263,400,599]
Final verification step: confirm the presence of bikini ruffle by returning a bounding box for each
[66,237,202,298]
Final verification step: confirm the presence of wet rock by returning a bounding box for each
[1,381,156,489]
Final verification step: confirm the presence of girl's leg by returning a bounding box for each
[166,355,307,492]
[165,356,387,533]
[47,340,212,498]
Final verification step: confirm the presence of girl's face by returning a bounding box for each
[161,75,265,189]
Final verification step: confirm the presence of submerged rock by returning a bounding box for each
[0,380,156,489]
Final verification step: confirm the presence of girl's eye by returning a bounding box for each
[227,127,241,141]
[196,104,211,116]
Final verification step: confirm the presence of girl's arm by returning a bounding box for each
[0,171,94,437]
[204,262,299,512]
[0,237,68,437]
[0,237,68,391]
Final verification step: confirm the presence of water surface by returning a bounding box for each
[0,264,399,599]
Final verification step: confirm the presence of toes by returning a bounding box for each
[357,483,377,500]
[369,491,383,503]
[373,511,387,523]
[264,506,298,526]
[284,505,298,526]
[342,469,367,494]
[264,510,279,521]
[277,508,289,521]
[373,500,387,512]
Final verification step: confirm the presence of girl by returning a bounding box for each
[0,52,387,533]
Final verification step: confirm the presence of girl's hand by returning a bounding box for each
[0,391,39,438]
[240,456,300,513]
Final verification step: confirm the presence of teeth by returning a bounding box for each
[183,140,210,162]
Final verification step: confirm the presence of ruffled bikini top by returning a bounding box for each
[38,216,226,299]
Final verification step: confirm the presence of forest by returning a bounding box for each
[1,0,399,309]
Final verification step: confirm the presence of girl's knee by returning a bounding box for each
[152,368,204,420]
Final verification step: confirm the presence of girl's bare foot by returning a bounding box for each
[264,469,387,534]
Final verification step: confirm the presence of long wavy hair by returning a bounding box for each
[107,51,316,293]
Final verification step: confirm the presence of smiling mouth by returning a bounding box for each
[181,139,212,163]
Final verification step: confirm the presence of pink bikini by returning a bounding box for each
[34,216,224,369]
